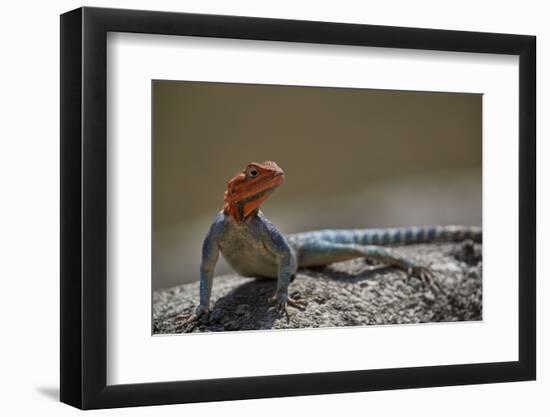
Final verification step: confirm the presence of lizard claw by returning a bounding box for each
[270,292,307,323]
[405,264,446,295]
[175,306,210,333]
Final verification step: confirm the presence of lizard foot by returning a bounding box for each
[404,265,446,295]
[270,292,307,323]
[175,306,210,333]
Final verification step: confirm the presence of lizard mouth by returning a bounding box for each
[256,172,284,193]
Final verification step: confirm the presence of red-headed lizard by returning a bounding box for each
[179,161,481,329]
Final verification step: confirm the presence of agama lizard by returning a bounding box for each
[179,161,481,329]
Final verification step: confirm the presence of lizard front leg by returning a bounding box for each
[260,226,306,319]
[176,218,221,332]
[271,252,306,319]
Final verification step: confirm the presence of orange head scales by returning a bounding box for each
[223,161,285,223]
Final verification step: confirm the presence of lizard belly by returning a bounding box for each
[219,236,279,279]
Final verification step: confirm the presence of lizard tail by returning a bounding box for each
[355,225,482,245]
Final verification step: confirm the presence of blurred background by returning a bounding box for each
[153,80,481,290]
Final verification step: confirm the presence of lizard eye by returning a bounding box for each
[247,167,259,177]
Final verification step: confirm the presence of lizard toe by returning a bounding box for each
[287,297,307,311]
[175,308,210,332]
[404,264,446,295]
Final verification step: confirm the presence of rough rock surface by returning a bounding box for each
[153,242,482,334]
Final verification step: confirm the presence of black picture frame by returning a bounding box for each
[60,6,536,410]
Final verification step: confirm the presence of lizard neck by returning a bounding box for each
[223,199,246,224]
[223,190,265,224]
[223,203,259,224]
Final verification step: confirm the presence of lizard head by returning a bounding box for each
[223,161,285,223]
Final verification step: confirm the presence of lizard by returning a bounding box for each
[178,160,481,329]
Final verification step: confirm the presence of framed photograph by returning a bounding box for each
[60,6,536,409]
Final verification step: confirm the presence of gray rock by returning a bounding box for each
[153,243,482,334]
